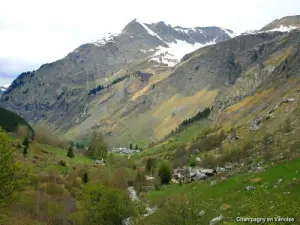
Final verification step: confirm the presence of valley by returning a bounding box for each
[1,14,300,225]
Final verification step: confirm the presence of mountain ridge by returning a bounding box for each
[1,16,300,146]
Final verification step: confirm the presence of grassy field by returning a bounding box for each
[132,120,211,162]
[8,133,94,176]
[41,144,94,165]
[143,158,300,224]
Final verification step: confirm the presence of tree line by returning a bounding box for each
[87,70,150,96]
[87,74,130,95]
[177,107,211,131]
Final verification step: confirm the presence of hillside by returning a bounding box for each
[2,14,300,225]
[260,15,300,31]
[0,19,233,146]
[1,16,300,149]
[0,107,34,139]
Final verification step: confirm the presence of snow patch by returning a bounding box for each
[194,28,204,33]
[222,28,237,38]
[174,27,191,35]
[91,32,120,47]
[266,25,297,33]
[149,39,217,67]
[175,27,204,35]
[240,30,259,35]
[0,84,9,92]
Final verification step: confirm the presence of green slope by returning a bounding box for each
[141,158,300,224]
[0,107,34,139]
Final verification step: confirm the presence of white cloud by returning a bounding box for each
[0,0,299,85]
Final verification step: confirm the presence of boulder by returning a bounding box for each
[224,163,234,170]
[198,210,206,217]
[245,186,255,191]
[191,172,207,181]
[249,117,263,130]
[216,167,226,173]
[210,215,224,225]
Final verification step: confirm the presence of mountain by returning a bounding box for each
[2,15,300,147]
[0,86,7,97]
[0,19,234,145]
[260,15,300,31]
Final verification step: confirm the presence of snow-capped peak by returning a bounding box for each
[135,19,166,43]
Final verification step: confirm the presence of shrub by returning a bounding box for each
[34,124,68,149]
[46,183,65,196]
[190,129,226,153]
[173,145,189,168]
[70,187,81,198]
[135,169,146,194]
[79,184,136,225]
[67,146,75,158]
[0,129,23,206]
[88,131,109,159]
[144,192,202,225]
[29,175,40,189]
[189,156,197,168]
[59,160,67,167]
[110,169,128,190]
[154,183,161,190]
[200,154,218,168]
[158,161,172,185]
[145,157,156,175]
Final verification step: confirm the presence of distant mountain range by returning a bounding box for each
[1,15,300,146]
[0,85,8,97]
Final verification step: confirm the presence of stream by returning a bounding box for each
[123,187,157,225]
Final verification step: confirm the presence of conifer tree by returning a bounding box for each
[82,172,89,183]
[67,146,75,158]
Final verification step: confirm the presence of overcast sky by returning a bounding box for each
[0,0,299,86]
